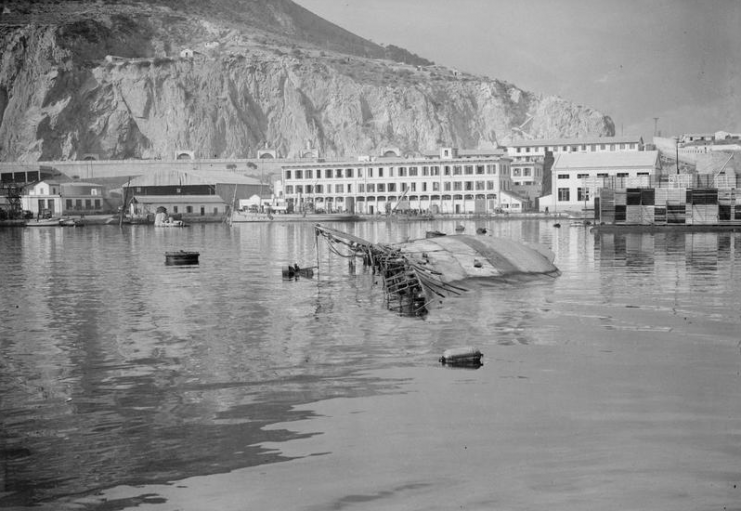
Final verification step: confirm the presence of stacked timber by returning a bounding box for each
[598,186,741,226]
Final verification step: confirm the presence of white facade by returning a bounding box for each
[21,180,109,216]
[542,151,660,213]
[281,148,517,215]
[21,181,63,216]
[510,159,543,202]
[506,135,644,162]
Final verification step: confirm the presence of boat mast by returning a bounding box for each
[119,176,131,227]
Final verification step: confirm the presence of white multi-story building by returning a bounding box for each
[506,135,645,162]
[543,151,660,214]
[510,159,544,202]
[281,147,526,215]
[21,180,109,217]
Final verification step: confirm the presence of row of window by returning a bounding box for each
[303,194,499,201]
[557,188,590,202]
[65,199,102,210]
[285,180,507,195]
[515,143,637,153]
[285,163,509,180]
[168,206,221,215]
[512,168,537,177]
[557,172,650,179]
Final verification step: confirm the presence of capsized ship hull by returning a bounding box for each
[392,235,560,283]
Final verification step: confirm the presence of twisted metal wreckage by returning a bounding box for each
[313,224,561,316]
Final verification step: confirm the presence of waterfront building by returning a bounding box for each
[510,159,544,203]
[504,135,645,210]
[124,169,264,221]
[541,151,660,214]
[280,147,526,215]
[1,166,62,217]
[20,180,109,217]
[506,135,645,162]
[20,180,62,218]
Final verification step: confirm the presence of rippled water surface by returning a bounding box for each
[1,220,740,510]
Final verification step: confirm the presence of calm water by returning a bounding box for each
[1,220,740,510]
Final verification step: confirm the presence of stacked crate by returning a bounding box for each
[717,188,734,222]
[599,189,615,223]
[640,189,655,224]
[686,189,719,225]
[614,190,626,222]
[625,188,642,224]
[665,188,686,224]
[654,188,668,224]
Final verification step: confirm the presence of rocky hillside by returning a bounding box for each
[0,0,614,161]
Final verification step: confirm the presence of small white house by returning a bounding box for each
[21,181,63,217]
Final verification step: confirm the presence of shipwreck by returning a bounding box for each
[314,224,560,316]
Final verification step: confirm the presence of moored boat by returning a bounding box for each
[154,210,187,227]
[231,210,362,223]
[26,217,83,227]
[388,212,434,222]
[59,218,84,227]
[26,218,64,227]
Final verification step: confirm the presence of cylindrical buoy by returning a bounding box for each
[439,347,483,366]
[165,251,199,265]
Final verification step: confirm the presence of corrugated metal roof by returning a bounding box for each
[508,135,643,148]
[132,195,226,204]
[127,170,261,187]
[552,151,659,170]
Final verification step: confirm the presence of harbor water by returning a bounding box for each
[1,219,740,510]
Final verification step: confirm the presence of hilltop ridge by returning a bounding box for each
[0,0,614,161]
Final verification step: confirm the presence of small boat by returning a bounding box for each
[59,218,84,227]
[27,217,64,227]
[389,212,434,222]
[154,211,187,227]
[165,251,199,265]
[282,265,315,279]
[231,210,362,223]
[155,220,187,227]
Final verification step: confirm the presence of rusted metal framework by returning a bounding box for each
[314,223,466,316]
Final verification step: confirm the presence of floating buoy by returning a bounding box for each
[439,347,483,367]
[282,264,315,279]
[165,250,199,265]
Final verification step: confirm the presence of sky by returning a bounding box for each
[293,0,741,140]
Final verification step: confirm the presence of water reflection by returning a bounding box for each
[1,221,740,507]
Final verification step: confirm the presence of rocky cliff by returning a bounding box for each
[0,1,614,161]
